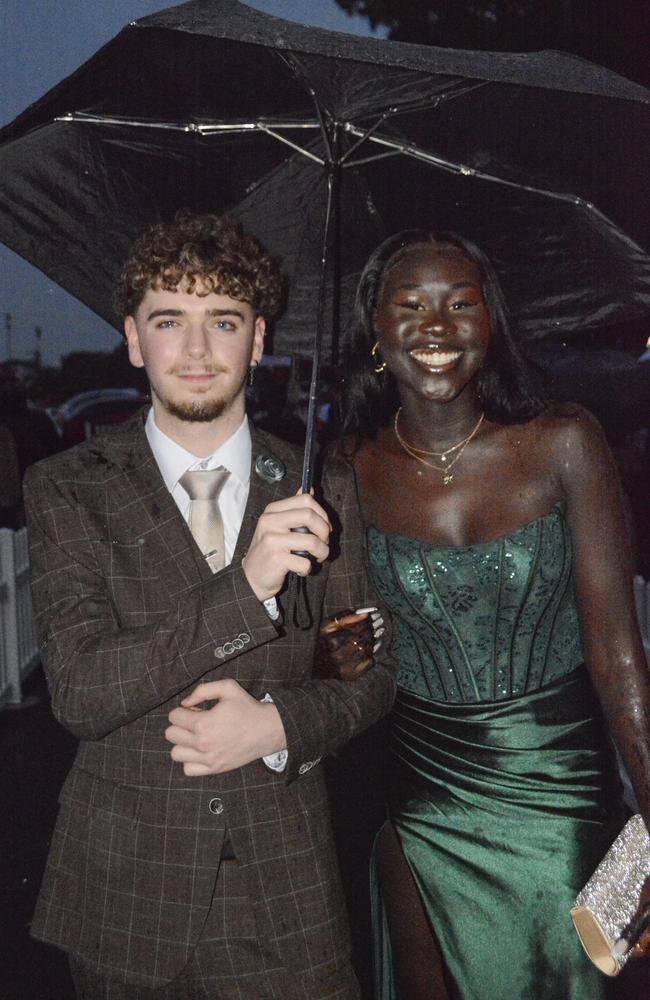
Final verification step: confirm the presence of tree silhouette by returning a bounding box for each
[335,1,648,86]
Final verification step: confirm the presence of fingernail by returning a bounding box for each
[355,606,376,615]
[373,641,381,652]
[374,627,385,638]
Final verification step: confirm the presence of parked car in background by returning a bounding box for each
[52,388,149,448]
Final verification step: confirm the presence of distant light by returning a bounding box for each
[647,335,650,349]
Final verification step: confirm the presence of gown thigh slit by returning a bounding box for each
[368,504,625,1000]
[374,820,450,1000]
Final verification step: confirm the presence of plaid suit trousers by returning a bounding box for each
[69,858,358,1000]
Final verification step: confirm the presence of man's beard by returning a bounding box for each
[152,374,243,424]
[163,395,229,423]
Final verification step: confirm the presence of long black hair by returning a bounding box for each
[339,229,546,441]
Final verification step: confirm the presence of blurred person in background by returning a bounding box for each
[0,381,60,527]
[0,420,22,528]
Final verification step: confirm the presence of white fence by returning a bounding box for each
[0,527,39,705]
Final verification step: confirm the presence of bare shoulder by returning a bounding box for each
[521,404,618,500]
[523,402,608,459]
[353,429,396,481]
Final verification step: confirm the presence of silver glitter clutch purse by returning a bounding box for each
[571,814,650,976]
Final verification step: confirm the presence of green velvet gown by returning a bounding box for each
[368,504,624,1000]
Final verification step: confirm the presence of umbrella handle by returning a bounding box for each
[290,524,312,561]
[286,526,316,629]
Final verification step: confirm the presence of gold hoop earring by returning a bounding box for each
[371,341,386,373]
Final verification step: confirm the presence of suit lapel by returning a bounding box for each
[109,415,208,592]
[109,417,301,590]
[233,427,301,564]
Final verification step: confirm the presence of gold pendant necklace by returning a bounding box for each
[393,408,485,485]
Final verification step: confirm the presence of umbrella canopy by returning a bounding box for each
[0,0,649,365]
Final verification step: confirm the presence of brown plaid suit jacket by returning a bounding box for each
[24,414,395,995]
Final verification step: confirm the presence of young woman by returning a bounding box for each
[336,229,650,999]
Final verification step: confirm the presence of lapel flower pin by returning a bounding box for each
[254,453,286,484]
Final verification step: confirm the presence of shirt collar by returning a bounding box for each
[145,408,251,492]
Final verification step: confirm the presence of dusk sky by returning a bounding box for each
[0,1,380,366]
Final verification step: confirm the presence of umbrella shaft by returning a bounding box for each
[301,155,339,493]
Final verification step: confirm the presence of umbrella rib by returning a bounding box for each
[256,125,325,164]
[377,81,492,118]
[344,126,646,245]
[343,129,485,175]
[198,122,321,133]
[54,112,326,163]
[271,48,337,165]
[339,82,492,164]
[339,111,393,164]
[55,112,213,132]
[55,111,321,133]
[341,149,403,168]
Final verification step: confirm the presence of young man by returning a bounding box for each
[24,213,395,999]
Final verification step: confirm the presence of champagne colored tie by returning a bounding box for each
[179,467,230,573]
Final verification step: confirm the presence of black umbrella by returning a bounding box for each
[1,0,649,486]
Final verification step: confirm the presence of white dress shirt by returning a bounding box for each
[145,409,287,771]
[145,409,251,566]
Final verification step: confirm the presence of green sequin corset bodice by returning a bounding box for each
[367,503,584,703]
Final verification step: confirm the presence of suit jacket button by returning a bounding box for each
[208,797,224,815]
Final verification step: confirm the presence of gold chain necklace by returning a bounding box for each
[394,407,485,458]
[393,408,485,486]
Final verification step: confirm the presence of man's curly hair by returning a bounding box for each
[115,211,283,320]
